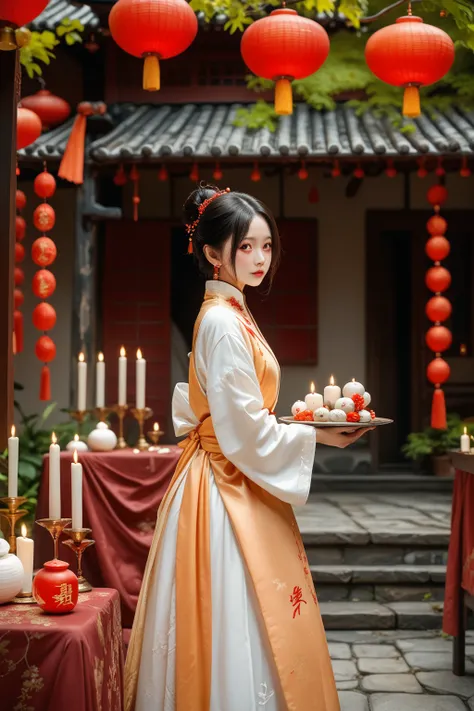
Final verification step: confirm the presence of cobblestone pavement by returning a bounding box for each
[330,630,474,710]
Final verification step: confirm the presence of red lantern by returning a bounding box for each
[114,165,127,186]
[241,8,329,115]
[33,203,55,232]
[15,215,26,241]
[14,267,24,286]
[20,90,71,130]
[425,266,451,293]
[427,215,447,235]
[427,184,448,207]
[17,107,42,150]
[0,0,47,26]
[425,235,450,261]
[14,289,24,309]
[109,0,198,92]
[298,161,308,180]
[32,303,57,331]
[426,325,452,353]
[213,162,223,181]
[365,14,455,117]
[158,164,168,182]
[34,170,56,199]
[426,295,451,323]
[385,159,397,178]
[32,236,57,267]
[15,242,25,263]
[16,190,26,210]
[35,335,56,362]
[189,162,199,183]
[32,269,56,299]
[427,358,450,385]
[250,162,261,182]
[33,559,78,613]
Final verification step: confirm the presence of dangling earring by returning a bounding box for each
[213,264,220,280]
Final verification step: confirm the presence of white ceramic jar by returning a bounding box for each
[0,538,24,604]
[87,421,118,452]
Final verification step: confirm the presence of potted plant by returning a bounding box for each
[402,413,474,476]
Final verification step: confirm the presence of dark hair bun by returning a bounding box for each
[183,182,220,226]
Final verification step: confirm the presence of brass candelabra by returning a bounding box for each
[0,497,28,554]
[36,517,72,560]
[63,528,95,593]
[130,407,153,451]
[113,404,128,449]
[94,406,112,423]
[147,425,164,451]
[69,409,88,435]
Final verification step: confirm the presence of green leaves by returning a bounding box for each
[55,17,84,45]
[402,413,474,462]
[19,17,83,78]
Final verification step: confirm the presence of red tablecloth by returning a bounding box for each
[35,448,181,627]
[443,469,474,636]
[0,589,123,711]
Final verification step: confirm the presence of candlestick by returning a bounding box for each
[461,426,470,453]
[0,496,28,554]
[113,404,128,449]
[94,406,112,423]
[118,346,127,407]
[305,382,323,411]
[324,375,341,410]
[71,450,83,530]
[8,425,19,498]
[148,422,164,451]
[136,349,146,410]
[63,528,95,593]
[77,352,87,412]
[96,352,105,408]
[35,517,72,560]
[49,432,61,520]
[131,407,153,451]
[16,524,34,595]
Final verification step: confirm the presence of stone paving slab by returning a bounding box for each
[327,642,352,660]
[357,657,410,674]
[360,674,423,693]
[416,671,474,699]
[352,644,399,658]
[338,691,369,711]
[405,652,474,672]
[369,693,466,710]
[397,638,474,654]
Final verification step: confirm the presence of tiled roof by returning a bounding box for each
[18,103,474,163]
[31,0,100,31]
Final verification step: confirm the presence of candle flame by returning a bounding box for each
[21,524,27,538]
[153,422,159,431]
[74,434,79,442]
[329,375,335,386]
[120,346,126,357]
[464,426,468,435]
[79,352,85,363]
[51,431,57,444]
[137,348,143,359]
[310,382,315,394]
[11,425,15,437]
[352,378,355,382]
[98,352,104,362]
[73,449,78,464]
[460,343,467,356]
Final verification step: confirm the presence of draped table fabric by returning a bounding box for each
[443,460,474,636]
[35,449,181,628]
[0,589,123,711]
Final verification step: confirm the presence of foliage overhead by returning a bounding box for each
[20,18,84,79]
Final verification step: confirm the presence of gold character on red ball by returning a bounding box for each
[32,269,56,299]
[32,236,57,267]
[33,203,56,232]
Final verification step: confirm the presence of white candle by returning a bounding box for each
[49,432,61,520]
[118,346,127,406]
[66,434,88,452]
[342,378,365,398]
[71,449,83,530]
[7,425,19,498]
[324,375,341,409]
[136,349,146,410]
[305,382,323,411]
[77,352,87,412]
[16,524,34,593]
[461,426,470,453]
[96,352,105,408]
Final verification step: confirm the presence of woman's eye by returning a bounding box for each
[264,243,272,250]
[240,244,251,251]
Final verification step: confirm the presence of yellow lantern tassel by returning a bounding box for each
[143,55,160,92]
[274,78,293,115]
[403,86,421,118]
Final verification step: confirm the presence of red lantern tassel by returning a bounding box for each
[13,310,23,353]
[40,364,51,401]
[187,237,193,254]
[431,387,447,430]
[58,112,88,185]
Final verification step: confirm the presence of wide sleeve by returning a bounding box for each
[200,315,315,506]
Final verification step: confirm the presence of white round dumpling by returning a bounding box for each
[291,400,307,417]
[335,397,355,414]
[328,409,347,422]
[358,409,372,423]
[313,407,330,422]
[363,392,371,408]
[342,381,365,398]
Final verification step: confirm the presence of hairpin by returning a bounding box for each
[185,187,231,253]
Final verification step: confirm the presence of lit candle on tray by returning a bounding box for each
[305,382,323,411]
[324,375,341,410]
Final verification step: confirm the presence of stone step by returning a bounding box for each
[311,474,453,493]
[320,602,445,631]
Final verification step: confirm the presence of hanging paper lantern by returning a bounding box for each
[385,159,397,178]
[189,162,199,183]
[241,8,329,115]
[109,0,198,92]
[114,164,127,186]
[425,235,450,261]
[17,107,42,150]
[298,161,308,180]
[32,236,57,267]
[158,164,168,182]
[425,265,451,293]
[417,159,428,178]
[32,269,56,299]
[425,295,451,322]
[32,303,57,331]
[435,157,445,177]
[0,0,48,26]
[427,184,448,207]
[426,325,452,352]
[213,162,223,181]
[354,164,365,179]
[427,358,450,385]
[35,335,56,361]
[14,289,24,309]
[14,267,24,286]
[34,169,56,199]
[33,203,55,232]
[250,162,261,182]
[331,160,341,178]
[15,242,25,263]
[15,215,26,241]
[460,157,471,178]
[20,90,71,130]
[427,214,447,235]
[365,14,455,117]
[16,190,26,210]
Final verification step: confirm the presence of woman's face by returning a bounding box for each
[219,215,273,290]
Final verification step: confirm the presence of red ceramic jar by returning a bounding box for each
[33,559,78,613]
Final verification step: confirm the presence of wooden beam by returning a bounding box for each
[0,50,18,448]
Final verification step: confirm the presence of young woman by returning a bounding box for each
[124,185,371,711]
